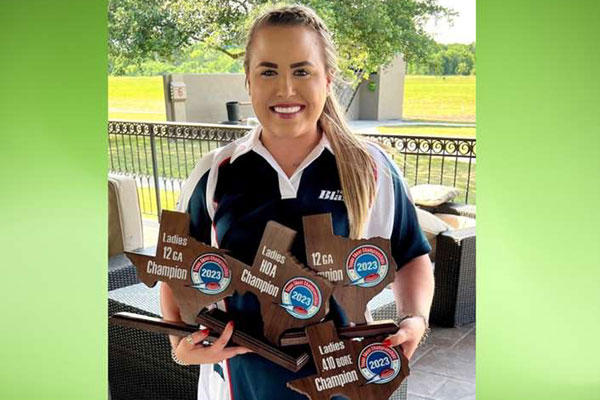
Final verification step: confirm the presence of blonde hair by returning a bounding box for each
[243,4,377,239]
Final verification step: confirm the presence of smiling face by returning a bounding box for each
[246,25,330,140]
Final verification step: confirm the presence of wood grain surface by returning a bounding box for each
[126,210,334,344]
[287,321,409,400]
[303,214,397,323]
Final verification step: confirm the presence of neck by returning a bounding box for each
[260,125,322,178]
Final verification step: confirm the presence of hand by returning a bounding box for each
[174,321,252,365]
[383,316,427,360]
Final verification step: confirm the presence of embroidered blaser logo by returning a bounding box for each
[318,189,344,201]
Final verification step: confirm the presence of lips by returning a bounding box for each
[269,103,306,118]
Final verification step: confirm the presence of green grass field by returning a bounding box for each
[108,75,476,124]
[377,125,475,137]
[109,76,166,121]
[402,75,475,123]
[137,186,179,219]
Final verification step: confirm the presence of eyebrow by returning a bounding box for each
[256,61,314,69]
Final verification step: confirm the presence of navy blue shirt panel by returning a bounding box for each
[184,148,428,400]
[187,171,211,245]
[213,151,349,266]
[211,151,350,334]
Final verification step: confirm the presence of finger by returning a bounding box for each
[220,346,253,360]
[383,329,409,347]
[184,328,210,348]
[213,321,235,350]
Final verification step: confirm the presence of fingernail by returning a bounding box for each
[229,321,235,329]
[201,328,210,335]
[382,339,392,347]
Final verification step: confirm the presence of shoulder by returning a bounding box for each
[362,140,404,180]
[176,128,256,211]
[361,139,413,202]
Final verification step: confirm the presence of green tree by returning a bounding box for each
[406,42,475,75]
[109,0,454,79]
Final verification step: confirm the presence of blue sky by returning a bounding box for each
[424,0,476,44]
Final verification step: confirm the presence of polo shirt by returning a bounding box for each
[175,126,431,400]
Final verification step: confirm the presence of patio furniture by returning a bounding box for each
[429,226,476,327]
[420,201,476,220]
[367,224,476,328]
[109,283,200,400]
[108,253,139,291]
[108,174,144,257]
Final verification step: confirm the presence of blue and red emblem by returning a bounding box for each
[190,253,231,295]
[358,343,401,385]
[345,245,389,288]
[280,277,322,319]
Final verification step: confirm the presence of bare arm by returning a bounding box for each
[385,254,434,359]
[391,254,434,319]
[160,282,184,349]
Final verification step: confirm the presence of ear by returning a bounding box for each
[326,74,332,94]
[246,79,251,96]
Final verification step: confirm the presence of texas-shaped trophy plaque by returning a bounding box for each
[123,210,335,370]
[125,210,241,326]
[303,214,397,323]
[287,321,409,400]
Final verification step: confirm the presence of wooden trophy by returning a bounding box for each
[122,210,338,370]
[125,210,241,325]
[123,210,313,371]
[287,321,409,400]
[238,220,334,344]
[303,214,397,323]
[125,210,334,343]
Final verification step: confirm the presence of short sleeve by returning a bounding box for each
[176,150,216,245]
[386,159,432,269]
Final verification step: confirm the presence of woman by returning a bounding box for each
[161,5,434,400]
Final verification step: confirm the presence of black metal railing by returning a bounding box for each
[360,133,476,203]
[108,120,476,219]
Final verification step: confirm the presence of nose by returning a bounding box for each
[276,74,296,98]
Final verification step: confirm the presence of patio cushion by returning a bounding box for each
[410,184,460,207]
[108,174,144,257]
[434,213,476,230]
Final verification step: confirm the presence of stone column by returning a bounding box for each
[358,54,406,120]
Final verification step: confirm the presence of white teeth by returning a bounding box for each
[273,106,302,114]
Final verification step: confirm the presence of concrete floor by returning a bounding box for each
[408,322,475,400]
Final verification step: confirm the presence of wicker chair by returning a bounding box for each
[108,283,200,400]
[429,227,476,327]
[368,225,476,328]
[108,254,140,291]
[416,202,476,327]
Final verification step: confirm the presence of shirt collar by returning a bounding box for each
[230,125,333,164]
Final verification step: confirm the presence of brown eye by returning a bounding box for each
[294,69,309,77]
[261,70,277,77]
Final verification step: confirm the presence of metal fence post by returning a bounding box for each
[149,124,163,221]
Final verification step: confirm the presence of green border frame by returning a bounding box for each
[1,0,599,398]
[0,1,107,399]
[478,1,600,399]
